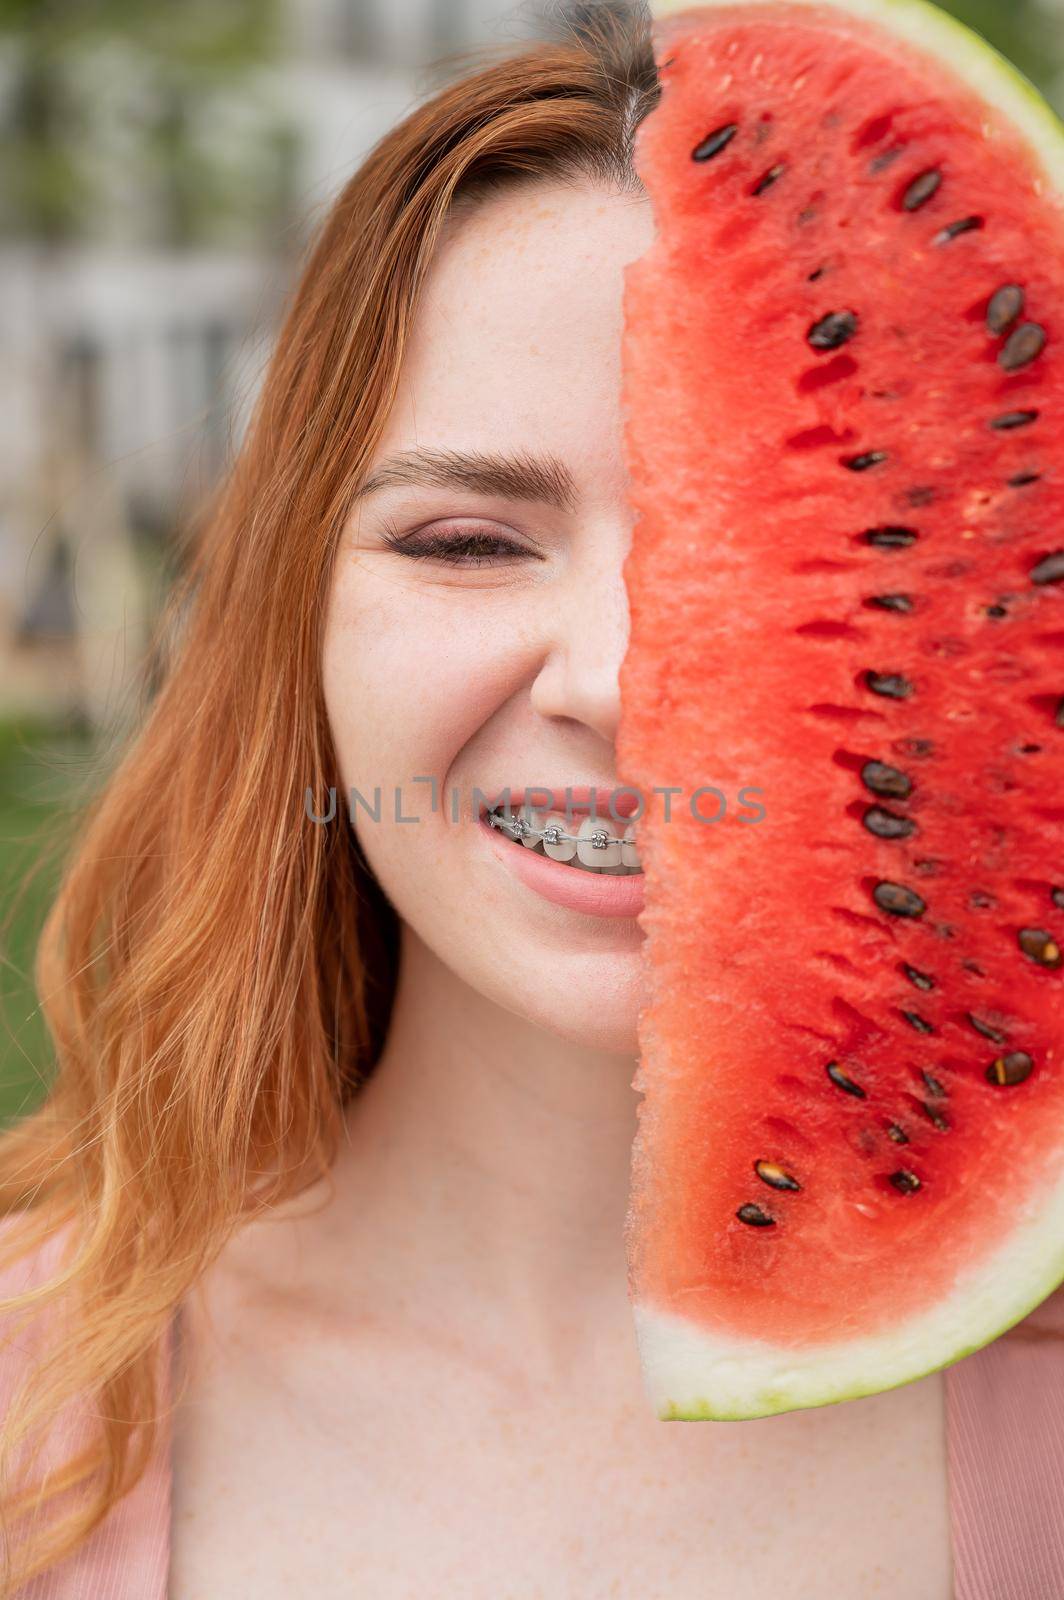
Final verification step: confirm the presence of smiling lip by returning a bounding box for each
[477,787,645,920]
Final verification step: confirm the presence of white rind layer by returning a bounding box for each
[632,0,1064,1420]
[634,1150,1064,1417]
[648,0,1064,196]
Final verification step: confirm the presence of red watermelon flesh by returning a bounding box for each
[618,0,1064,1418]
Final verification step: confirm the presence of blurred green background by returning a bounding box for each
[1,0,1062,1125]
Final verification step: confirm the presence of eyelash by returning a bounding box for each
[379,523,538,568]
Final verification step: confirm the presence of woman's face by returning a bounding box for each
[322,179,656,1055]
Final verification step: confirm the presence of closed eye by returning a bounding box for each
[378,522,544,568]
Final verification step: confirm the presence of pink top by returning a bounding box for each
[2,1219,1063,1598]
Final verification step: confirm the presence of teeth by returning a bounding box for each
[486,805,641,875]
[541,812,577,862]
[521,807,548,849]
[576,814,623,870]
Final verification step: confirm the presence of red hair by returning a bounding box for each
[0,4,661,1588]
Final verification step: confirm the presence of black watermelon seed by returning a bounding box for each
[1018,927,1062,968]
[826,1061,866,1098]
[889,1168,921,1193]
[863,525,917,549]
[902,169,942,211]
[867,593,915,614]
[1000,322,1046,372]
[692,123,739,162]
[987,283,1024,335]
[808,310,859,351]
[861,760,912,799]
[904,964,935,991]
[1052,887,1064,910]
[864,806,917,840]
[1057,696,1064,729]
[933,215,983,244]
[752,163,786,196]
[921,1070,947,1097]
[990,410,1040,431]
[968,1012,1007,1044]
[737,1201,775,1226]
[886,1123,910,1144]
[903,1011,934,1034]
[921,1101,950,1131]
[986,1051,1033,1087]
[1030,550,1064,586]
[874,881,926,918]
[754,1160,801,1192]
[970,890,995,909]
[870,146,904,173]
[985,603,1009,619]
[1008,471,1042,487]
[808,265,827,282]
[865,671,914,699]
[845,451,889,472]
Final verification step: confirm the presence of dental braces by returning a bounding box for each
[485,808,628,849]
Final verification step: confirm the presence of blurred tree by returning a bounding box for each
[934,0,1064,110]
[0,0,298,246]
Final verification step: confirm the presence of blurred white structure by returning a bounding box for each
[0,0,541,728]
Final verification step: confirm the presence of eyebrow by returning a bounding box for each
[354,447,578,511]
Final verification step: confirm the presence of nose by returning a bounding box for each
[526,518,631,747]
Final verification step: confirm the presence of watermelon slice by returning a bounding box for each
[618,0,1064,1419]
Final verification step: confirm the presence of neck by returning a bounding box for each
[328,925,641,1378]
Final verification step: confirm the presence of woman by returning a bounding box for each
[2,3,1062,1595]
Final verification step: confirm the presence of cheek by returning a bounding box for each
[320,561,534,814]
[320,565,520,949]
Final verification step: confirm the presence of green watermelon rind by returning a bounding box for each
[631,0,1064,1420]
[634,1184,1064,1417]
[647,0,1064,195]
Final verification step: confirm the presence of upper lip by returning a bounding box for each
[478,785,642,820]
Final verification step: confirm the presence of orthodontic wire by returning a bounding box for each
[485,810,631,849]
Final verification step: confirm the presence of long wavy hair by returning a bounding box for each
[0,2,662,1589]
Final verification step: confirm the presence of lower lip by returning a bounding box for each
[478,814,646,919]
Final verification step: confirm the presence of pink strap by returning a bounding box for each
[11,1316,173,1599]
[945,1284,1064,1599]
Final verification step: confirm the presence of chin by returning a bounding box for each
[495,968,644,1057]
